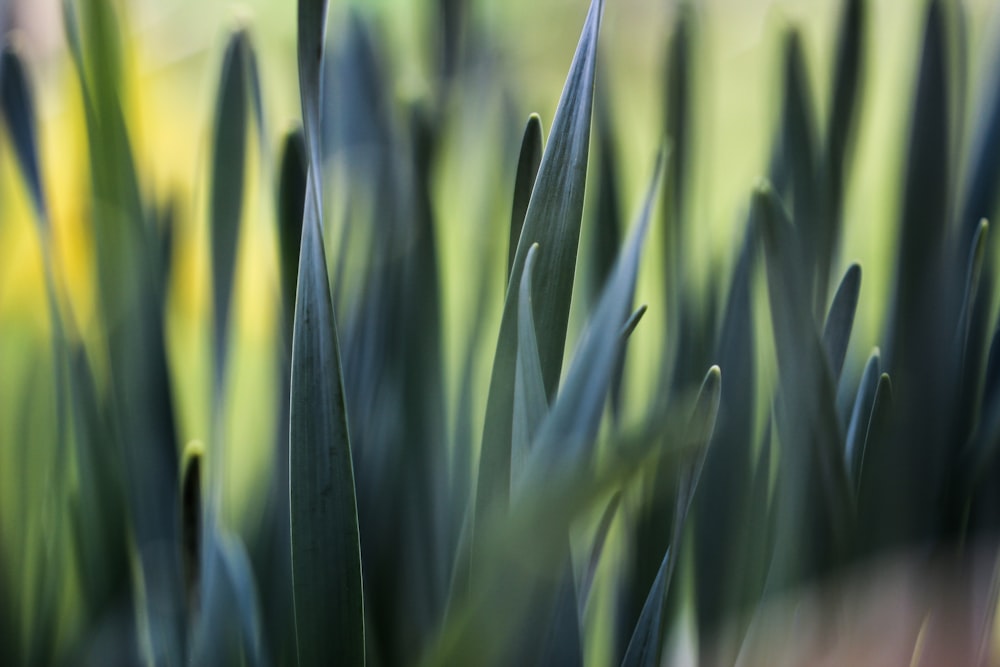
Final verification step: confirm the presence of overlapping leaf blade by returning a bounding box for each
[476,0,605,530]
[508,115,543,282]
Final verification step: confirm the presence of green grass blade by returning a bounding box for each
[959,220,989,353]
[289,177,364,666]
[210,30,253,390]
[822,263,862,387]
[476,0,604,528]
[620,546,671,667]
[691,223,756,636]
[578,491,621,611]
[0,45,46,223]
[520,149,662,486]
[511,243,548,490]
[627,364,721,662]
[856,372,895,552]
[755,184,853,589]
[845,348,881,489]
[508,114,543,283]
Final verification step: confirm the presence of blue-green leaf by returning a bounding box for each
[289,178,364,667]
[845,348,881,490]
[476,0,604,528]
[620,546,670,667]
[511,243,548,491]
[822,263,861,387]
[0,45,46,223]
[519,149,662,487]
[508,115,543,283]
[210,30,254,390]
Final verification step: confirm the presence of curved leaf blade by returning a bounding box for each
[508,115,543,283]
[210,31,253,388]
[822,263,862,387]
[511,243,548,491]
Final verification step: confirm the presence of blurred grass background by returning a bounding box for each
[4,0,1000,661]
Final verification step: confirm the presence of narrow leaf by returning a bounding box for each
[822,263,862,387]
[520,149,663,487]
[511,243,548,490]
[210,30,252,389]
[0,45,46,222]
[298,0,328,174]
[578,492,621,610]
[844,348,880,489]
[476,0,605,527]
[620,546,671,667]
[289,179,364,666]
[508,114,543,283]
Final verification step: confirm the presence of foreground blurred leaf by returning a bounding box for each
[625,365,720,666]
[476,0,604,532]
[756,184,852,590]
[210,30,254,390]
[845,349,881,489]
[0,45,46,222]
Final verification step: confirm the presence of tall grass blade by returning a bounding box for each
[845,349,881,489]
[620,546,671,667]
[519,149,661,485]
[822,263,861,386]
[756,184,852,590]
[210,30,253,390]
[476,0,604,529]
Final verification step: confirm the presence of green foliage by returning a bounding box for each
[6,0,1000,665]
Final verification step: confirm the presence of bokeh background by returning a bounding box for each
[5,0,1000,662]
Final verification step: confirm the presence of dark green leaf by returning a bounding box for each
[289,179,364,666]
[0,45,46,223]
[844,348,880,489]
[508,114,543,283]
[210,30,253,389]
[476,0,604,536]
[620,546,670,667]
[958,219,989,355]
[825,0,864,210]
[277,128,308,348]
[511,243,548,490]
[520,149,662,487]
[578,492,621,610]
[298,0,328,173]
[822,263,861,387]
[856,373,894,552]
[755,184,853,589]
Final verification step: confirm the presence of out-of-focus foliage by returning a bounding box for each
[4,0,1000,665]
